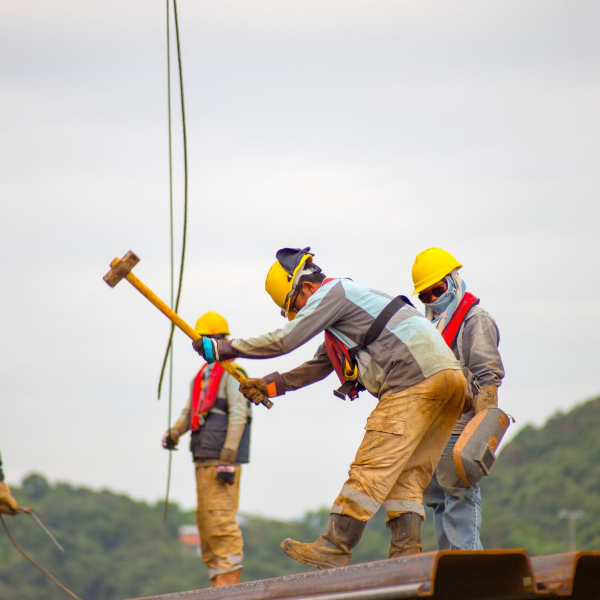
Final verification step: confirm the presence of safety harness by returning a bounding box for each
[190,363,226,430]
[441,292,480,347]
[322,279,411,400]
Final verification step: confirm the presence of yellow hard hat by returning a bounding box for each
[194,311,230,336]
[411,248,462,295]
[265,247,315,321]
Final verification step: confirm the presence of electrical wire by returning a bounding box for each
[157,0,189,401]
[159,0,189,521]
[163,0,175,522]
[1,515,83,600]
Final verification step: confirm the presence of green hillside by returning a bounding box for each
[1,396,599,600]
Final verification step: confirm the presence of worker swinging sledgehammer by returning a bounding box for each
[162,312,252,588]
[192,247,467,570]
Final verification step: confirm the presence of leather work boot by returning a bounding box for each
[210,568,242,587]
[388,512,422,558]
[280,514,366,570]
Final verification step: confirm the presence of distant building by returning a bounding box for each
[178,525,200,556]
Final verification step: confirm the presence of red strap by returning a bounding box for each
[324,331,360,400]
[322,279,362,399]
[324,331,348,385]
[441,292,480,347]
[190,362,226,430]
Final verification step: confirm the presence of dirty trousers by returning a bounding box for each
[423,433,483,550]
[332,369,466,522]
[195,463,243,579]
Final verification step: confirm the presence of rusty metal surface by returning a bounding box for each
[532,552,600,599]
[125,549,545,600]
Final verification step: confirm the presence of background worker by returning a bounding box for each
[193,247,466,570]
[412,247,505,550]
[162,312,252,588]
[0,449,19,514]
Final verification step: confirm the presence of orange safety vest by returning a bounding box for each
[190,363,226,431]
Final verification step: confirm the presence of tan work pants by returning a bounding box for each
[195,463,243,579]
[332,369,466,522]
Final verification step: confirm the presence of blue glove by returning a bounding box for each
[192,337,219,363]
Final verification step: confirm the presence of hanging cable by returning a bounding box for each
[1,515,84,600]
[162,0,175,522]
[159,0,189,520]
[157,0,189,401]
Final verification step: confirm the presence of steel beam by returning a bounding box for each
[125,549,540,600]
[532,552,600,599]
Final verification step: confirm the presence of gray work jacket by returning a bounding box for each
[452,305,505,434]
[231,278,460,400]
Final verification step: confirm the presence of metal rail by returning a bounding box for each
[532,552,600,598]
[124,550,600,600]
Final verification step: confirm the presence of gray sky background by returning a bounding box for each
[1,0,599,520]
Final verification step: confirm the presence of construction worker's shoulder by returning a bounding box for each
[463,305,497,325]
[461,305,501,342]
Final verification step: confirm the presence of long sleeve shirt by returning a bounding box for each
[230,278,460,400]
[452,305,505,433]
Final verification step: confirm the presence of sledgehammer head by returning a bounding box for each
[103,251,140,288]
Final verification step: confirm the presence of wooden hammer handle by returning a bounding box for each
[111,260,273,409]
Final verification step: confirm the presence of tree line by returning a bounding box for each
[1,395,599,599]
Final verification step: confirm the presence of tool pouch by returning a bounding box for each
[453,407,513,486]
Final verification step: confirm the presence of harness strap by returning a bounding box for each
[441,292,480,348]
[333,380,360,400]
[326,294,410,400]
[349,295,410,360]
[191,363,227,430]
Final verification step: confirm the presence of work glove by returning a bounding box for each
[162,429,180,450]
[239,378,269,405]
[473,385,498,414]
[216,448,237,485]
[216,465,236,485]
[192,338,239,363]
[0,481,19,514]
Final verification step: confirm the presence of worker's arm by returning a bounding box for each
[266,342,334,395]
[224,280,348,360]
[162,383,193,448]
[220,371,251,463]
[239,342,333,403]
[461,311,505,413]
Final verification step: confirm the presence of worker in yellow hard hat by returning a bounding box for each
[0,450,19,514]
[192,247,467,570]
[162,312,252,587]
[411,247,505,550]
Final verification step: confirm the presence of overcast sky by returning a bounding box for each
[1,0,599,521]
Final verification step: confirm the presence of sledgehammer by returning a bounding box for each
[103,250,273,409]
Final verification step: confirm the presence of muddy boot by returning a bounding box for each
[388,512,422,558]
[280,514,366,570]
[210,568,242,587]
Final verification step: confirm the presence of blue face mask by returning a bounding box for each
[427,277,456,314]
